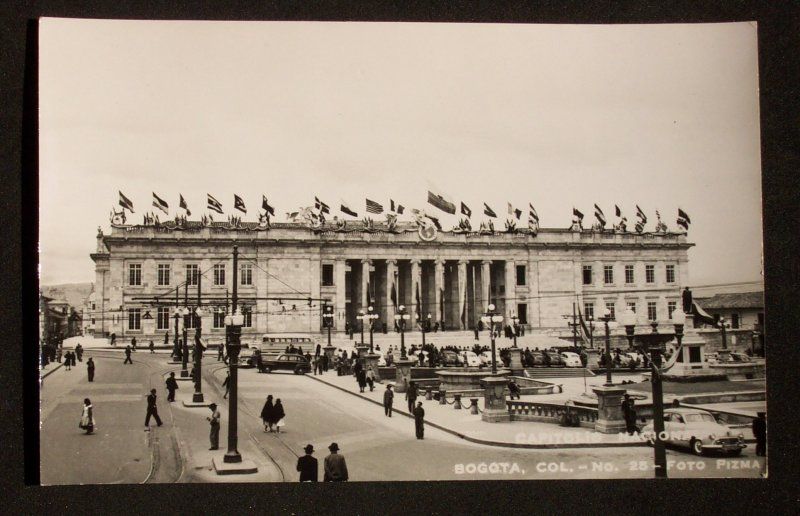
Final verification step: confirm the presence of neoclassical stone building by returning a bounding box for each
[89,221,692,343]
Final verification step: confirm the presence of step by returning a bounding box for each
[524,368,595,378]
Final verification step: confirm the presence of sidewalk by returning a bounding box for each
[306,370,646,449]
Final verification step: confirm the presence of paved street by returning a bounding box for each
[40,351,765,483]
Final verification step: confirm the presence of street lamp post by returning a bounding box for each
[358,309,365,347]
[588,316,595,349]
[323,304,334,348]
[173,308,181,361]
[223,244,244,464]
[181,307,190,377]
[192,306,205,402]
[718,316,728,350]
[481,303,504,375]
[599,307,616,386]
[510,314,519,348]
[367,306,379,353]
[394,305,410,359]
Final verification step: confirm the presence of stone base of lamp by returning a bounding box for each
[583,348,601,369]
[507,347,524,376]
[182,397,213,408]
[481,376,511,423]
[355,345,370,359]
[180,368,190,378]
[212,456,258,475]
[364,353,381,381]
[393,358,416,393]
[592,385,627,434]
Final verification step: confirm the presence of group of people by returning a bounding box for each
[260,395,286,433]
[352,361,376,392]
[296,442,349,482]
[472,321,524,340]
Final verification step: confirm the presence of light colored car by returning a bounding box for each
[641,408,746,456]
[460,351,481,367]
[560,351,583,367]
[479,351,496,366]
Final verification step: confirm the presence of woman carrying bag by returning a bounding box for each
[79,398,95,435]
[273,398,286,433]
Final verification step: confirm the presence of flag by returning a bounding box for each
[692,301,717,326]
[233,194,247,214]
[315,196,330,214]
[152,192,169,215]
[427,190,456,214]
[529,203,539,223]
[262,195,275,216]
[514,208,522,220]
[440,288,445,326]
[415,282,421,320]
[340,202,358,217]
[615,205,622,218]
[461,202,472,218]
[677,217,689,230]
[391,279,397,308]
[207,194,223,214]
[636,205,647,222]
[179,194,191,216]
[678,208,691,224]
[426,214,442,230]
[397,204,405,214]
[577,306,592,346]
[366,199,383,214]
[594,204,606,226]
[573,207,584,220]
[460,281,467,328]
[119,191,135,212]
[483,203,497,218]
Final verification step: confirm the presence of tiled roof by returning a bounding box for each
[698,291,764,310]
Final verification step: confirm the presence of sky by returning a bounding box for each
[38,19,763,288]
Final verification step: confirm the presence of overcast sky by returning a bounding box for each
[39,19,762,288]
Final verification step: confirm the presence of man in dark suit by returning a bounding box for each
[145,389,163,428]
[413,401,425,439]
[323,443,348,482]
[296,444,318,482]
[383,384,394,417]
[165,372,179,402]
[406,382,418,413]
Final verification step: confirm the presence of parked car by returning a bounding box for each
[641,408,746,456]
[560,351,582,367]
[529,350,546,366]
[545,350,564,366]
[239,347,261,368]
[257,353,312,374]
[620,352,643,367]
[440,350,462,367]
[460,351,481,367]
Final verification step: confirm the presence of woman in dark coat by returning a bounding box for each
[261,395,274,432]
[356,368,367,393]
[272,399,286,433]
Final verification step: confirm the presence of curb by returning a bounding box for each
[41,361,65,379]
[304,373,646,450]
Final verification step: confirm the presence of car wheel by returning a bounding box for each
[263,366,271,373]
[294,368,302,375]
[690,438,704,456]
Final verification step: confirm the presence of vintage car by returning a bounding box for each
[440,350,462,367]
[460,350,482,367]
[239,346,261,368]
[560,351,583,367]
[257,353,312,374]
[641,408,746,456]
[544,350,564,366]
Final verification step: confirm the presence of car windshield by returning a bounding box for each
[683,413,716,423]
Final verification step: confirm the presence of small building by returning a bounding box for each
[695,291,764,330]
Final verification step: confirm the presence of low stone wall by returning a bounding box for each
[506,400,598,429]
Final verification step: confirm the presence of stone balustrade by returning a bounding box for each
[506,400,599,428]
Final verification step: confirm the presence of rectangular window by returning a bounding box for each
[129,264,142,286]
[157,264,171,286]
[645,264,655,284]
[625,265,634,284]
[185,264,199,286]
[647,301,657,321]
[214,264,226,286]
[666,264,676,284]
[185,310,196,329]
[668,301,677,319]
[582,265,592,285]
[241,263,253,286]
[605,303,616,321]
[584,302,594,320]
[157,307,170,330]
[627,302,636,314]
[731,313,740,329]
[128,308,141,330]
[603,265,614,284]
[517,303,528,325]
[242,306,252,328]
[516,265,526,286]
[321,264,334,286]
[213,308,226,329]
[91,318,95,325]
[92,303,96,310]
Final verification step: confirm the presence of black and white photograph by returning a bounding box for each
[37,19,766,484]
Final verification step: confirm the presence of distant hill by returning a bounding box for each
[41,282,94,309]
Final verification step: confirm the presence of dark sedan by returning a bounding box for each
[257,353,311,374]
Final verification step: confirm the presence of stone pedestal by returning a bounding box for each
[583,348,601,369]
[212,456,258,475]
[364,353,381,381]
[393,358,415,393]
[592,385,627,434]
[507,347,524,376]
[323,345,337,362]
[355,345,370,360]
[481,376,511,423]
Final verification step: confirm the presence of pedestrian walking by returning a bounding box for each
[131,337,137,351]
[79,398,95,435]
[323,443,349,482]
[366,368,375,392]
[297,444,318,482]
[508,379,521,400]
[753,412,766,457]
[222,370,230,399]
[110,332,116,346]
[261,395,274,432]
[622,394,637,435]
[383,384,394,417]
[165,372,179,402]
[75,343,83,362]
[87,357,95,382]
[207,403,220,450]
[273,399,286,433]
[64,351,72,371]
[315,343,321,357]
[356,368,367,393]
[406,381,418,413]
[144,388,163,428]
[149,340,155,354]
[413,401,425,439]
[123,345,133,364]
[217,343,224,362]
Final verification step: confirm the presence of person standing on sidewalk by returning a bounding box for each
[123,345,133,364]
[149,340,155,354]
[75,343,83,362]
[64,351,72,371]
[413,401,425,440]
[323,443,348,482]
[383,384,394,417]
[366,367,375,392]
[144,389,163,428]
[165,372,179,402]
[79,398,95,435]
[207,403,220,450]
[297,444,318,482]
[86,357,95,382]
[406,381,418,413]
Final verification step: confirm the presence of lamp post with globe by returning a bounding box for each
[394,305,410,359]
[480,304,504,375]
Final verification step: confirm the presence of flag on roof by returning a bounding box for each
[460,202,472,218]
[528,203,539,223]
[208,194,223,214]
[340,202,358,217]
[636,205,647,222]
[366,199,384,214]
[179,194,191,216]
[483,203,497,218]
[315,196,330,214]
[119,191,134,212]
[514,208,522,220]
[677,208,691,230]
[234,194,247,214]
[573,207,584,220]
[427,190,456,214]
[615,205,622,218]
[152,192,169,215]
[594,204,606,226]
[262,195,275,216]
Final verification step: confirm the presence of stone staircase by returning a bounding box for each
[523,368,595,379]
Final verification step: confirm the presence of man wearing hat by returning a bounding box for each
[752,411,766,457]
[413,401,426,440]
[323,443,349,482]
[296,444,318,482]
[207,403,221,450]
[383,384,394,417]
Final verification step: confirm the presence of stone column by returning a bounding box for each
[394,357,416,393]
[457,260,467,330]
[504,260,516,320]
[481,260,492,311]
[334,259,346,331]
[592,385,627,433]
[385,259,397,327]
[411,258,422,322]
[434,259,445,326]
[480,376,511,422]
[361,259,372,311]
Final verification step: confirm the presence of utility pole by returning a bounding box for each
[173,289,180,361]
